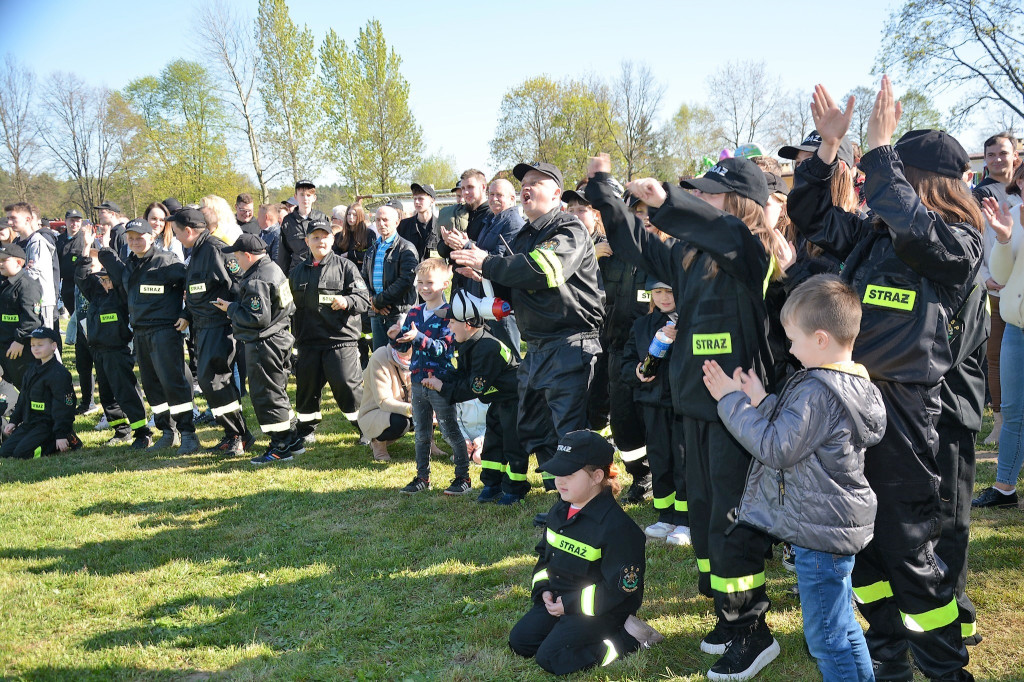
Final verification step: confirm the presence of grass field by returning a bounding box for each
[1,355,1022,681]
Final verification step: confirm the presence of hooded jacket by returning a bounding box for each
[718,364,886,555]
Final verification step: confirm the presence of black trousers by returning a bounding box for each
[135,326,195,434]
[933,424,977,639]
[245,332,293,441]
[608,348,650,486]
[94,347,150,437]
[509,603,640,675]
[195,325,247,437]
[75,319,94,407]
[1,351,33,389]
[684,415,771,631]
[479,398,530,496]
[1,422,60,459]
[294,344,362,436]
[518,336,600,488]
[377,412,411,441]
[587,345,610,431]
[852,381,970,681]
[642,405,687,526]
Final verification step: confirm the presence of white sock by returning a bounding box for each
[996,486,1017,495]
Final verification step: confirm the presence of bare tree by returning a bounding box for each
[197,1,272,201]
[0,55,40,201]
[706,60,784,149]
[605,61,665,180]
[844,86,877,151]
[37,72,120,216]
[773,90,814,151]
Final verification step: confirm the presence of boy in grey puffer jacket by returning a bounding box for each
[703,274,886,682]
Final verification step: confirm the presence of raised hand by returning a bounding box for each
[981,196,1014,244]
[625,178,667,208]
[866,75,902,151]
[587,153,611,178]
[810,84,855,145]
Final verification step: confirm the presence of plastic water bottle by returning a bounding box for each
[640,322,675,378]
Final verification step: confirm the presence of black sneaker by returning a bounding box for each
[971,486,1018,508]
[701,621,733,654]
[148,430,180,451]
[707,621,780,681]
[209,434,244,456]
[131,435,153,450]
[444,477,472,496]
[533,512,548,527]
[287,434,307,455]
[241,431,257,452]
[401,477,430,494]
[250,442,293,464]
[623,478,653,504]
[476,485,502,503]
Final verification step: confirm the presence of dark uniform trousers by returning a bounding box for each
[517,334,600,488]
[933,424,977,641]
[641,406,687,527]
[1,353,33,389]
[852,381,970,681]
[295,344,362,436]
[509,604,640,676]
[94,348,150,438]
[0,423,65,458]
[245,331,294,439]
[606,348,646,453]
[587,346,610,430]
[135,327,195,434]
[685,416,771,631]
[478,398,529,496]
[195,324,247,437]
[75,317,94,406]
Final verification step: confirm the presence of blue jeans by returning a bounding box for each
[411,382,469,481]
[793,546,874,682]
[998,323,1024,487]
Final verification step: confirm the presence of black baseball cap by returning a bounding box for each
[764,171,789,196]
[0,243,27,260]
[284,197,298,207]
[306,218,331,235]
[451,180,462,193]
[537,430,615,476]
[680,157,770,207]
[124,218,153,235]
[170,207,207,230]
[645,276,672,290]
[894,129,971,179]
[30,327,61,343]
[513,161,564,190]
[65,209,83,219]
[779,130,855,168]
[561,188,589,206]
[410,183,437,200]
[222,233,267,254]
[93,200,122,213]
[164,198,183,216]
[295,179,316,190]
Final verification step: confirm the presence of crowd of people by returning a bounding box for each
[0,76,1019,681]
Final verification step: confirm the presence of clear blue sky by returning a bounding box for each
[4,0,958,184]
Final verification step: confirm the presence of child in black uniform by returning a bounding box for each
[509,430,662,675]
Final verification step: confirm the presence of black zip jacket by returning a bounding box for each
[290,250,370,348]
[587,174,772,422]
[529,488,645,618]
[184,231,240,329]
[621,309,676,406]
[361,235,418,311]
[439,329,519,405]
[398,214,438,260]
[227,257,295,343]
[277,209,329,275]
[74,255,133,351]
[98,247,186,330]
[57,231,86,311]
[480,207,605,344]
[0,270,44,348]
[600,253,650,351]
[788,148,984,386]
[939,277,989,430]
[12,358,76,438]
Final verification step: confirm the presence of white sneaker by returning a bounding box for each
[93,415,109,430]
[644,522,676,539]
[667,526,692,546]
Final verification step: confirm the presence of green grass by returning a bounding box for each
[0,348,1022,680]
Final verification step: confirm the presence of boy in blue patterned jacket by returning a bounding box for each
[388,258,472,495]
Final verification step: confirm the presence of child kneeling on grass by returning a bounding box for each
[0,327,82,459]
[509,430,662,676]
[702,274,884,682]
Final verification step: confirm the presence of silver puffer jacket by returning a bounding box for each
[718,363,886,555]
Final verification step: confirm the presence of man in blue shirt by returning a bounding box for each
[361,204,418,350]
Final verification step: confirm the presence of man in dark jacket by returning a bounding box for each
[276,180,329,275]
[0,243,44,388]
[362,203,417,350]
[234,193,260,236]
[397,183,438,260]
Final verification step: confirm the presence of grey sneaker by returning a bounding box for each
[148,430,180,451]
[177,431,201,455]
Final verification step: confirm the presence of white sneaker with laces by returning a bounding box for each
[644,521,676,539]
[667,526,692,546]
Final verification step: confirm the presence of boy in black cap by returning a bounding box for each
[214,234,298,463]
[288,218,370,447]
[0,242,45,388]
[277,180,329,275]
[420,304,527,504]
[0,327,81,459]
[509,429,661,675]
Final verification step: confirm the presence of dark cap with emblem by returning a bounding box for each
[779,130,855,168]
[764,171,788,196]
[451,179,462,193]
[893,129,971,179]
[222,233,267,254]
[561,187,589,206]
[306,217,332,235]
[295,179,316,190]
[170,207,207,230]
[30,327,61,343]
[536,430,615,476]
[0,243,27,260]
[410,182,437,200]
[513,161,564,191]
[65,209,83,220]
[93,200,122,213]
[680,156,770,207]
[163,197,183,216]
[124,218,153,235]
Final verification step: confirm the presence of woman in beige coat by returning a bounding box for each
[357,344,412,461]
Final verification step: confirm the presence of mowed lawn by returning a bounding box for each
[1,346,1023,680]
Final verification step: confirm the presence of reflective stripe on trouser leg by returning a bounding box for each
[483,399,530,496]
[195,325,246,436]
[95,347,149,435]
[246,335,294,439]
[933,424,978,636]
[684,415,713,599]
[135,326,193,433]
[642,405,676,521]
[294,346,326,435]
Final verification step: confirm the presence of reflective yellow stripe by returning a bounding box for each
[902,598,959,632]
[546,528,602,561]
[2,314,18,322]
[532,569,548,587]
[108,418,128,426]
[962,620,977,638]
[498,342,512,364]
[168,402,193,415]
[33,446,41,458]
[581,584,596,616]
[696,557,710,573]
[763,255,774,297]
[653,492,675,510]
[674,499,688,512]
[863,284,916,311]
[692,332,732,355]
[852,580,894,604]
[130,418,148,430]
[210,400,242,417]
[480,460,503,471]
[540,471,555,480]
[600,639,618,666]
[710,571,765,594]
[506,469,528,481]
[528,248,565,288]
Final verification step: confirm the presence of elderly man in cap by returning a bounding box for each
[277,179,329,275]
[451,161,605,499]
[398,183,438,260]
